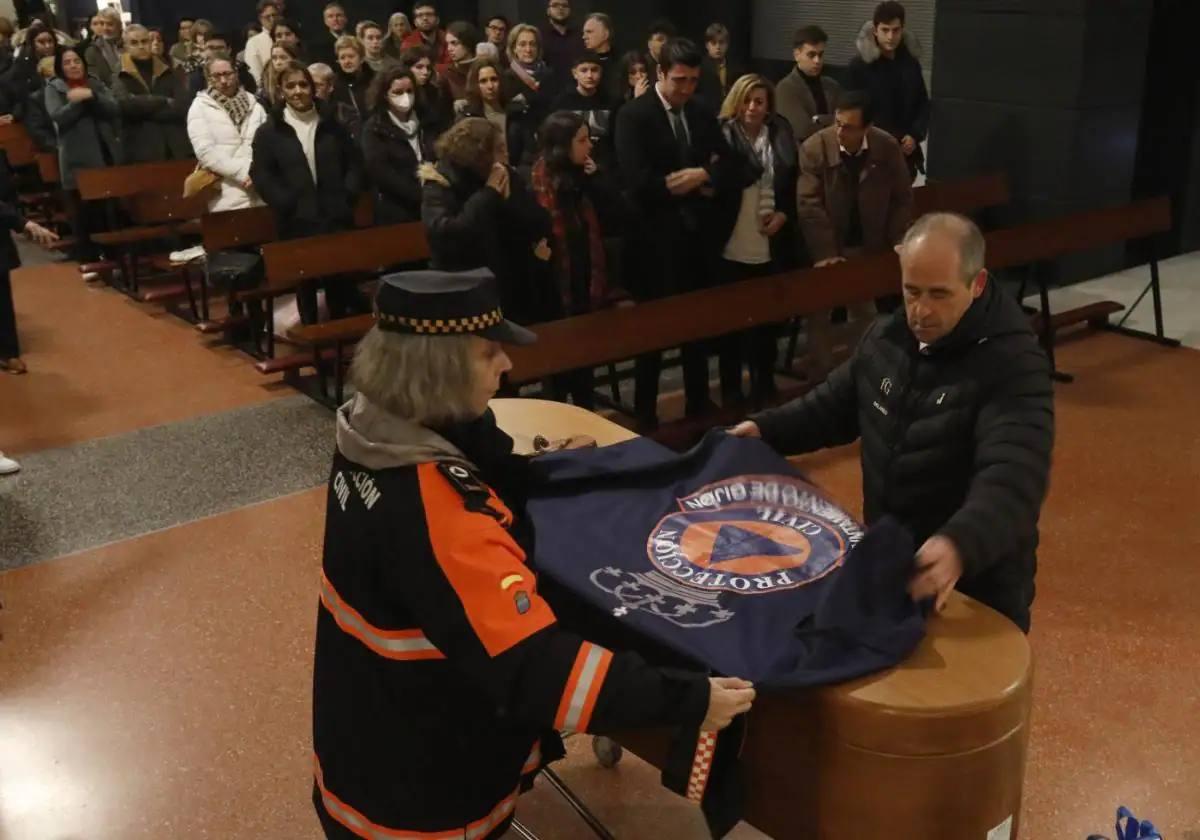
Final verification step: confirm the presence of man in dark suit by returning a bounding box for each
[615,38,741,430]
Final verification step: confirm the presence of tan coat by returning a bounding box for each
[796,125,913,263]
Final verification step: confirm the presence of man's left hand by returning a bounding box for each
[908,535,963,613]
[666,167,709,196]
[900,135,917,155]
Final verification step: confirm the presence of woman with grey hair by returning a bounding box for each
[381,12,411,60]
[312,266,755,839]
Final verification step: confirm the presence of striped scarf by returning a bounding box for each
[738,123,775,218]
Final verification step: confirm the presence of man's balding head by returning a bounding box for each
[897,213,987,344]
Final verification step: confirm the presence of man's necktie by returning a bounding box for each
[669,107,691,168]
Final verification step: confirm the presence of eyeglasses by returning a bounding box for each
[549,2,570,8]
[209,70,236,79]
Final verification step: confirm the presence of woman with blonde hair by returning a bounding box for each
[258,41,299,106]
[502,23,553,121]
[714,73,799,406]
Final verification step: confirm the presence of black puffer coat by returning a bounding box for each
[250,102,364,240]
[752,280,1054,630]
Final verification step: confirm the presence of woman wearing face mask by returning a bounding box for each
[45,47,123,261]
[259,41,299,106]
[714,74,799,407]
[400,44,452,135]
[420,117,553,328]
[501,23,553,125]
[530,110,629,408]
[330,34,375,140]
[361,66,436,224]
[459,58,534,173]
[381,13,411,60]
[250,60,365,323]
[187,55,268,213]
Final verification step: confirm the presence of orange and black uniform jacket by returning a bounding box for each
[312,436,710,839]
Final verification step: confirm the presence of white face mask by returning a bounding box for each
[390,92,413,112]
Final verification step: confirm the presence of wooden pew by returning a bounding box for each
[249,222,429,374]
[912,171,1009,217]
[75,158,197,201]
[284,173,1014,405]
[498,197,1173,387]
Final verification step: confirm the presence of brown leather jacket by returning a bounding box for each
[796,125,913,263]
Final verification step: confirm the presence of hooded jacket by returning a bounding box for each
[752,279,1055,631]
[848,21,930,156]
[112,53,193,162]
[312,394,710,839]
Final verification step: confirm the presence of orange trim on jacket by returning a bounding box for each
[417,462,556,658]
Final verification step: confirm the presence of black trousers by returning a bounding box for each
[0,268,18,360]
[297,277,361,325]
[716,259,780,405]
[632,237,715,425]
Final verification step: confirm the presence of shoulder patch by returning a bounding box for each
[437,462,507,524]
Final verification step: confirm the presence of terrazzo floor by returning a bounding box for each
[1,247,1198,839]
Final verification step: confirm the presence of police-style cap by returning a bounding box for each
[374,268,536,345]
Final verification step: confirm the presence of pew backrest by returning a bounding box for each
[260,222,430,294]
[76,158,197,201]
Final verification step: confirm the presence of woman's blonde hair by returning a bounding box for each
[335,34,364,58]
[351,328,477,425]
[719,73,775,122]
[506,23,541,64]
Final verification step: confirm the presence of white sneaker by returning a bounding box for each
[169,244,207,264]
[0,452,19,475]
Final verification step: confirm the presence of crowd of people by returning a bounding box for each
[0,0,932,435]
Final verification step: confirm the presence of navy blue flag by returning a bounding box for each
[527,433,927,688]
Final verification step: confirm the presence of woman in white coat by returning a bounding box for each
[186,55,268,212]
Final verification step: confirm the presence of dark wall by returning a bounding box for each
[124,0,749,55]
[929,0,1153,281]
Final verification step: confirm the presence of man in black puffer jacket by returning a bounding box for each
[732,212,1054,631]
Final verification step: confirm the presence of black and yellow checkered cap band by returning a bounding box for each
[376,308,504,335]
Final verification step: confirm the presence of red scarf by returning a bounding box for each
[67,78,89,89]
[530,158,612,312]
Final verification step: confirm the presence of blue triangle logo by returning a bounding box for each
[710,525,799,565]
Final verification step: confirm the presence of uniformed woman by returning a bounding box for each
[311,267,756,839]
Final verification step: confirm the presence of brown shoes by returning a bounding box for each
[1,357,27,374]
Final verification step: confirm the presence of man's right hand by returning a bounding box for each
[727,421,761,438]
[702,677,756,731]
[814,257,847,268]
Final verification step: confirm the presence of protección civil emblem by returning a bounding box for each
[592,475,864,628]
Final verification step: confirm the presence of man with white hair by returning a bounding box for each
[112,24,192,161]
[732,213,1055,632]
